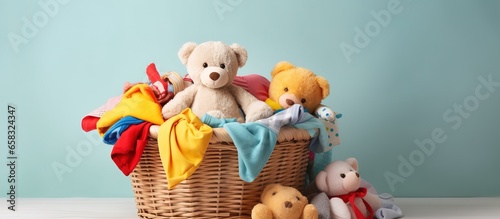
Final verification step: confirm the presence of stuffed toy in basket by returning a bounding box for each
[129,41,319,218]
[79,40,336,218]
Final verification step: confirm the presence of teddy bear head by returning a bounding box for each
[268,61,330,113]
[178,41,247,89]
[260,183,310,219]
[315,158,361,196]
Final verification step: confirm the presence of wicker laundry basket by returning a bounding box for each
[130,125,312,219]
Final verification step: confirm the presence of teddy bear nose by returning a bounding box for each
[284,201,293,208]
[286,99,295,106]
[209,72,220,81]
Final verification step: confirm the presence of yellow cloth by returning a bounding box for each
[96,84,164,136]
[157,108,213,189]
[265,98,283,111]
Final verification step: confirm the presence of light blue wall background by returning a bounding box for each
[1,0,499,198]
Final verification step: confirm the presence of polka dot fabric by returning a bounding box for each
[310,110,342,179]
[315,107,341,148]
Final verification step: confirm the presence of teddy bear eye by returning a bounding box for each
[220,63,225,69]
[284,87,289,92]
[202,62,208,68]
[301,98,306,103]
[272,191,277,196]
[340,173,346,178]
[296,196,300,201]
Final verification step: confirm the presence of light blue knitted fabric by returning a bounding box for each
[201,104,331,182]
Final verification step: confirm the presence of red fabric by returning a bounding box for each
[233,74,270,101]
[146,63,169,100]
[111,122,153,176]
[81,116,100,132]
[331,187,374,219]
[150,84,174,105]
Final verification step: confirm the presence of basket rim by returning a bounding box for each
[148,124,312,143]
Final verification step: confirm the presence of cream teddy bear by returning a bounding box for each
[162,41,273,122]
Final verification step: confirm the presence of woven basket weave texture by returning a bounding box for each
[130,126,311,218]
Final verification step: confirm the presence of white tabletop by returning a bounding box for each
[0,197,499,218]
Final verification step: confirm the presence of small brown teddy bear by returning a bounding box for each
[252,184,318,219]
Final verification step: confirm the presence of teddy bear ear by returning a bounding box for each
[315,171,329,193]
[230,43,248,67]
[178,42,198,65]
[316,76,330,99]
[345,158,359,171]
[261,184,280,200]
[263,183,280,194]
[271,61,295,78]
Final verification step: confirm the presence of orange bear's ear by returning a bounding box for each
[261,184,280,200]
[271,61,295,78]
[316,76,330,99]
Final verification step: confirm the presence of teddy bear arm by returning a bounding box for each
[251,203,274,219]
[161,85,197,119]
[230,85,259,109]
[230,85,273,122]
[362,193,381,211]
[301,204,319,219]
[329,198,351,219]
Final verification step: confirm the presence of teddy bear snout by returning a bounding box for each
[284,201,293,208]
[279,94,301,109]
[343,171,361,192]
[209,72,220,81]
[200,67,229,89]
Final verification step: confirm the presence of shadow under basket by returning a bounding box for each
[130,126,311,219]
